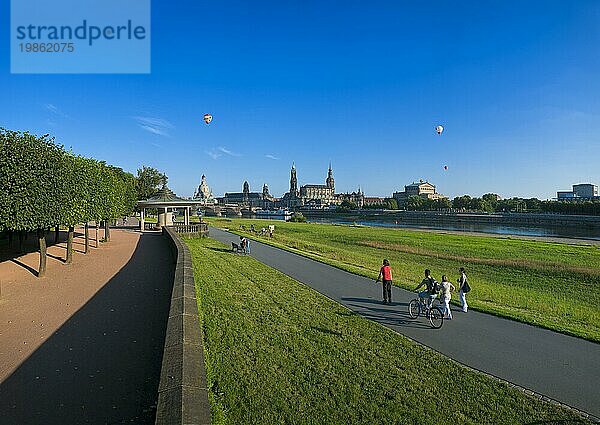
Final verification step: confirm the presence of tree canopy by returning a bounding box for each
[0,128,136,232]
[135,165,167,201]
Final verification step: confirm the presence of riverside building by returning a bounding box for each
[393,180,447,206]
[557,183,599,201]
[281,163,364,209]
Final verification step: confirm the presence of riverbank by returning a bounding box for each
[206,217,600,343]
[301,210,600,240]
[361,225,600,246]
[189,236,591,424]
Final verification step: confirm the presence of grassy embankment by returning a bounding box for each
[206,217,600,342]
[188,236,589,424]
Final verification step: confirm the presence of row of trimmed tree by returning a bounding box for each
[0,129,136,277]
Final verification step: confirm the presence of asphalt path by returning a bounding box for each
[210,227,600,419]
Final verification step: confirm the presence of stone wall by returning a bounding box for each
[156,227,211,425]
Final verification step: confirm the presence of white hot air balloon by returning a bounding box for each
[203,114,213,124]
[435,125,444,135]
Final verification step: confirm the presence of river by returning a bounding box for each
[239,214,600,241]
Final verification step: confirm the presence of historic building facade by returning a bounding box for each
[393,180,447,206]
[220,181,278,208]
[338,189,365,208]
[281,163,364,209]
[363,196,386,207]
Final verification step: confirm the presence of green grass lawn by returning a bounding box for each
[188,236,590,424]
[206,217,600,342]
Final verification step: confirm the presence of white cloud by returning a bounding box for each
[265,154,279,160]
[206,146,241,160]
[133,116,174,137]
[217,146,241,157]
[139,124,168,136]
[45,103,69,119]
[206,149,222,160]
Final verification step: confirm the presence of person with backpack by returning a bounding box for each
[414,269,439,307]
[457,267,470,312]
[375,259,393,304]
[439,275,456,319]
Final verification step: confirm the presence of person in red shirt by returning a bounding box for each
[376,259,393,304]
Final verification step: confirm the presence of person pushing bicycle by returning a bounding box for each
[414,269,439,307]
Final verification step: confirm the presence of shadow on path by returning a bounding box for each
[9,259,39,277]
[0,232,174,425]
[0,230,91,275]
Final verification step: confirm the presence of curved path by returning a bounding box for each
[210,227,600,419]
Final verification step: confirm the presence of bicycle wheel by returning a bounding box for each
[429,306,444,329]
[408,299,421,319]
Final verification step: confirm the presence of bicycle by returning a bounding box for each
[408,293,444,329]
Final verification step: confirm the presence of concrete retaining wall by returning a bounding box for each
[156,227,211,425]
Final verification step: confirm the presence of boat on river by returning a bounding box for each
[255,208,293,218]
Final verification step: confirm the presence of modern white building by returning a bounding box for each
[557,183,599,200]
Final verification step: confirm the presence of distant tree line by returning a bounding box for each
[450,193,600,215]
[352,192,600,215]
[0,129,136,277]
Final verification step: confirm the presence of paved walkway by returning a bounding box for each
[0,229,174,424]
[210,227,600,419]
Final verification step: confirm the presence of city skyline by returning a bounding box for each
[1,1,599,199]
[192,164,597,202]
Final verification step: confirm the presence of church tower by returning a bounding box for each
[326,162,335,191]
[243,181,250,203]
[290,163,298,195]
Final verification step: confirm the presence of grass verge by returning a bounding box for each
[206,217,600,343]
[188,236,590,424]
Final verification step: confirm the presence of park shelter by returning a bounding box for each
[137,186,202,229]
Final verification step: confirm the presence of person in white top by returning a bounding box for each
[457,267,469,313]
[439,275,455,319]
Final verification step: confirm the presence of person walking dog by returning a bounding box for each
[457,267,470,312]
[376,259,393,304]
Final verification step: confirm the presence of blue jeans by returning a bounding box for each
[418,291,437,306]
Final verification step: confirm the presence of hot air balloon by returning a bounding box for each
[436,125,444,135]
[443,165,448,171]
[203,114,213,124]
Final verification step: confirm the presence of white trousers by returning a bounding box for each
[442,296,452,319]
[459,290,468,312]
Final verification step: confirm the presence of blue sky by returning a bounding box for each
[1,1,599,199]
